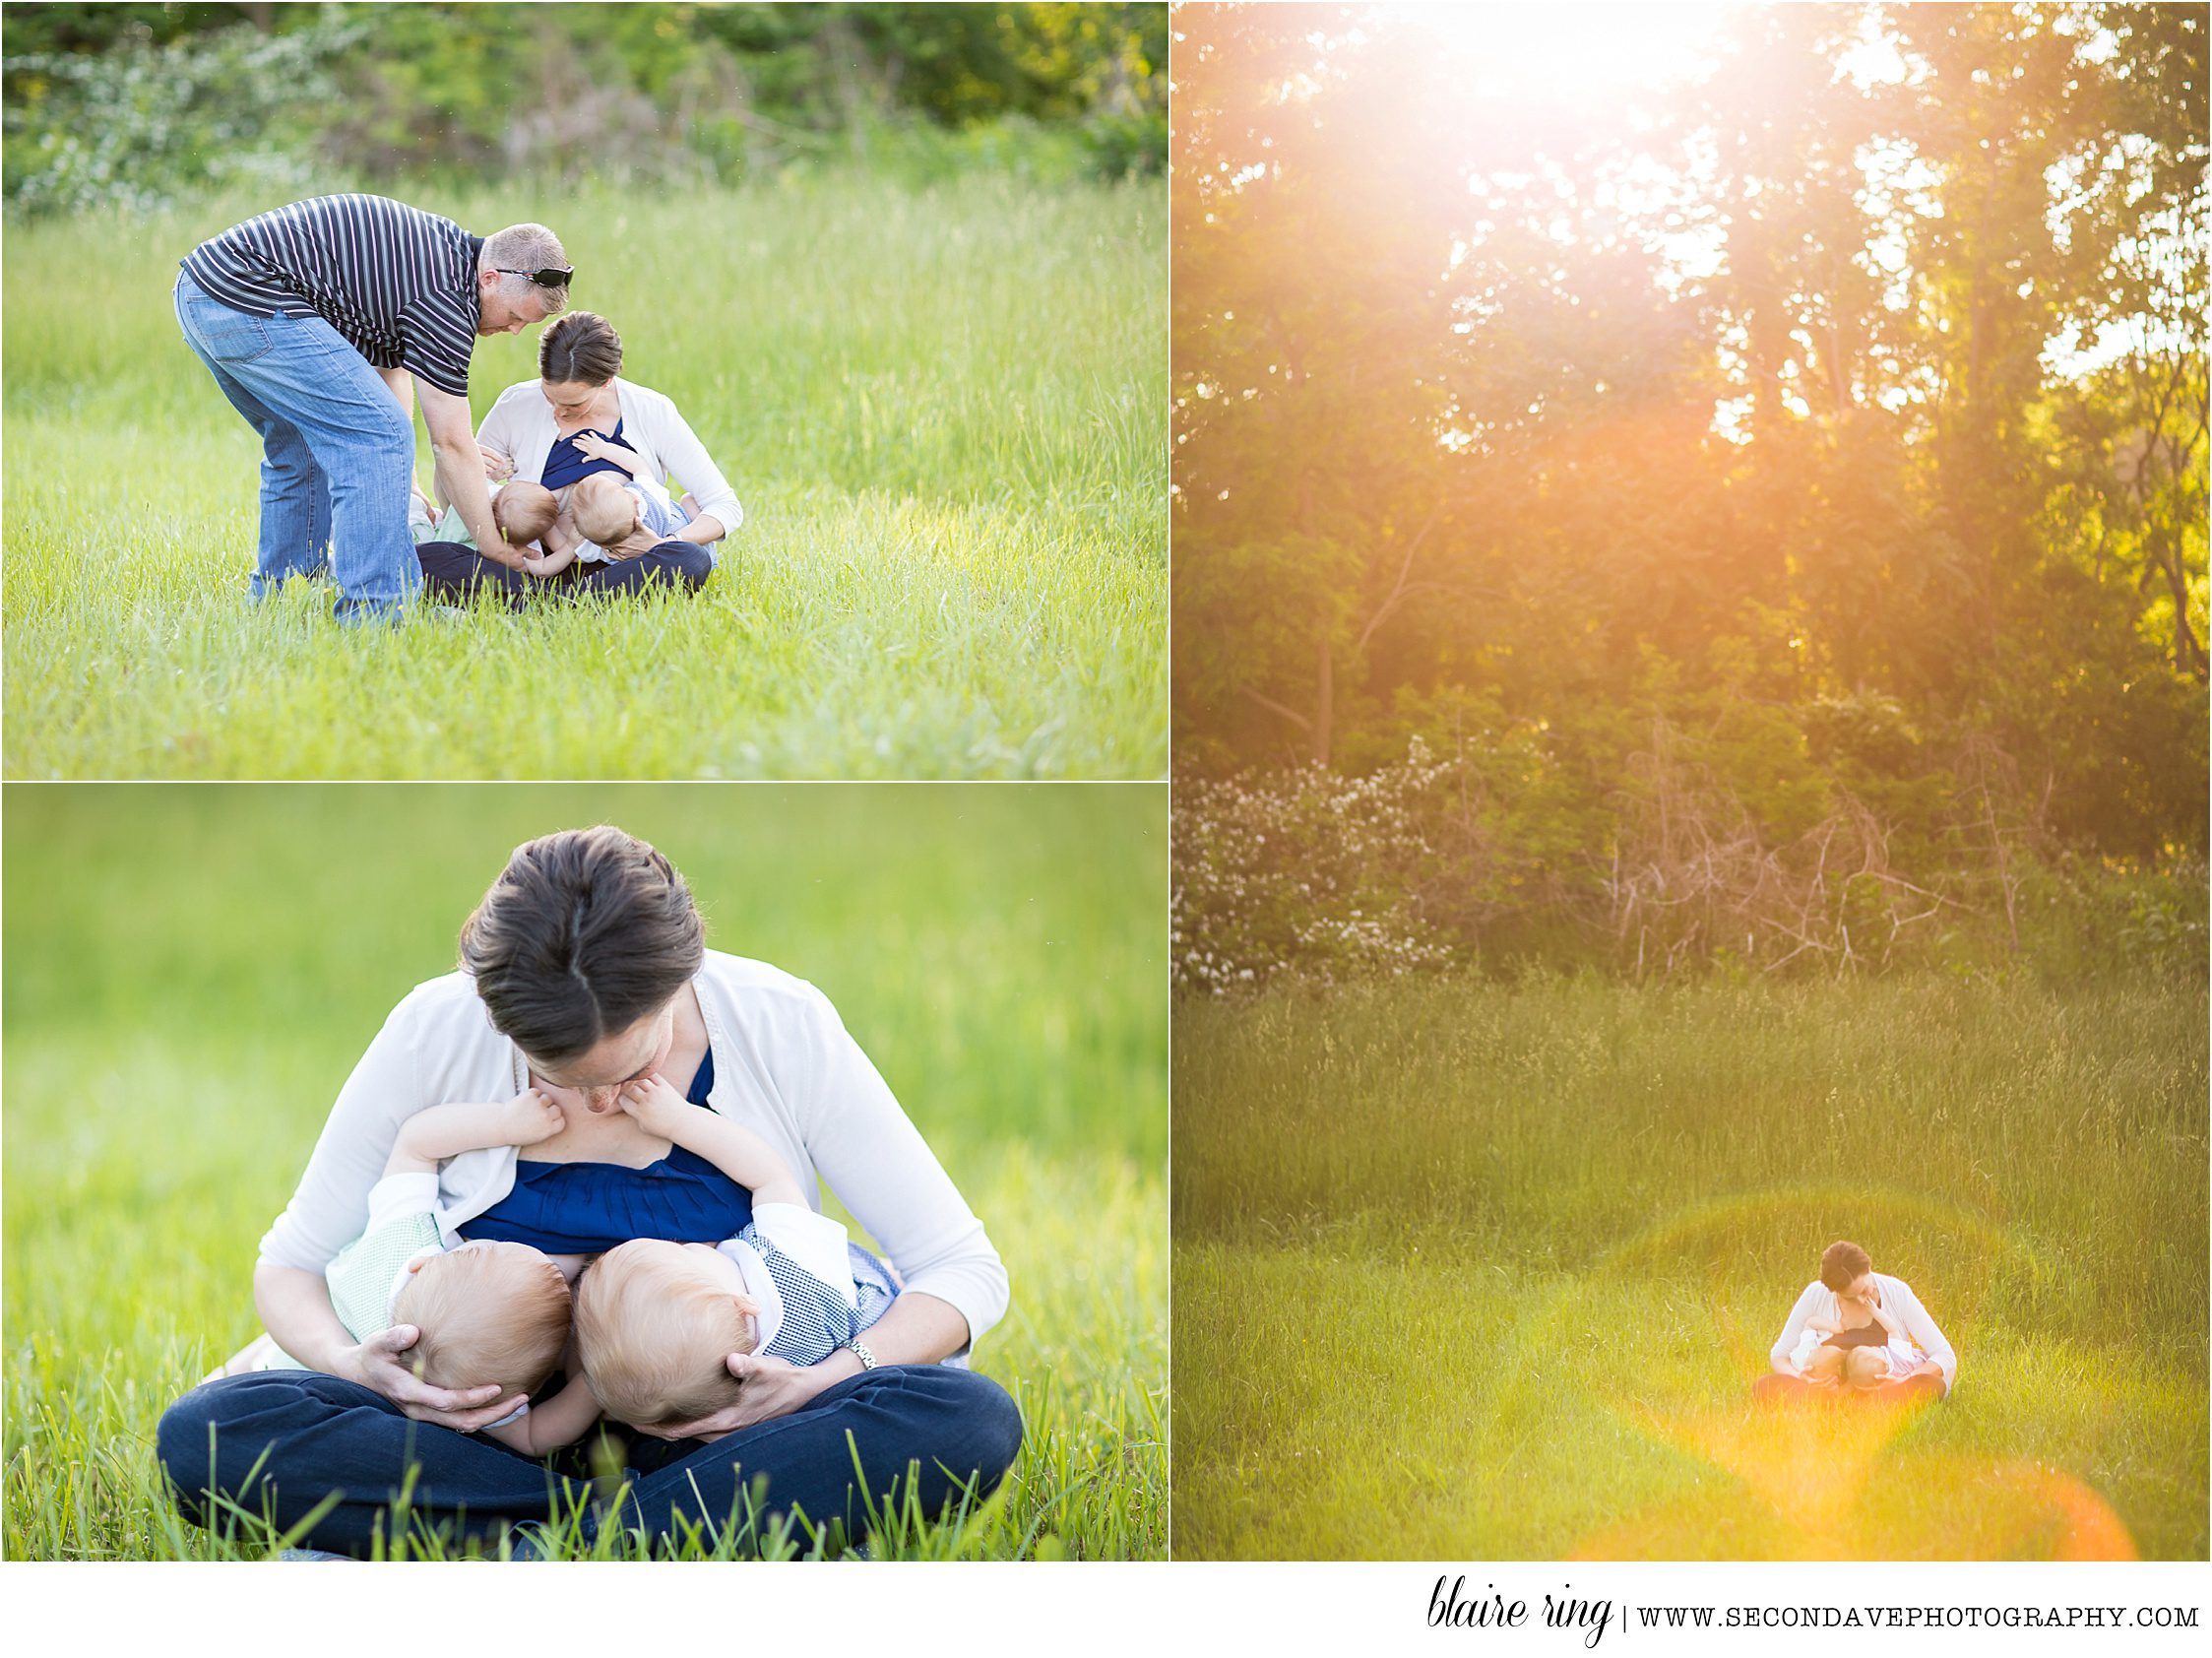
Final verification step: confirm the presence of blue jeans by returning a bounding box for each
[415,539,715,608]
[172,271,420,622]
[156,1366,1023,1557]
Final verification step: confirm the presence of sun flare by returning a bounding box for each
[1404,1,1735,106]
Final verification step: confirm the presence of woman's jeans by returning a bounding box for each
[415,540,715,607]
[156,1367,1023,1557]
[172,271,419,623]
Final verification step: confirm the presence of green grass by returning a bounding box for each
[1173,973,2208,1560]
[2,171,1166,779]
[1,782,1169,1560]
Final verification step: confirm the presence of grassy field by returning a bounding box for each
[2,171,1166,780]
[1174,973,2208,1560]
[1,782,1168,1560]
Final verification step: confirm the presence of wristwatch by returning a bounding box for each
[846,1338,878,1371]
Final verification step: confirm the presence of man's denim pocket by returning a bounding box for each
[174,273,277,365]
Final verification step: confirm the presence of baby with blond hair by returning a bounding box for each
[574,1073,899,1432]
[409,478,561,558]
[234,1089,600,1455]
[521,470,695,577]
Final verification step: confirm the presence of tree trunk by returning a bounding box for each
[1312,625,1334,766]
[2155,534,2209,681]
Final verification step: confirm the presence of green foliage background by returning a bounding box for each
[2,2,1169,212]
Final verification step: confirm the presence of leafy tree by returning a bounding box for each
[1175,1,2206,982]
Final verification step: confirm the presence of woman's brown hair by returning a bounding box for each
[1819,1240,1873,1292]
[460,827,704,1064]
[537,310,623,387]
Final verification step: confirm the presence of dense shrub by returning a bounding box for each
[1171,741,1460,993]
[2,13,361,215]
[1,3,1168,213]
[1173,727,2210,993]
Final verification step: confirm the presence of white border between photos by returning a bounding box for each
[4,1562,2210,1653]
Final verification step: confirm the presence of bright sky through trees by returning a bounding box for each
[1173,1,2204,951]
[1409,1,1735,105]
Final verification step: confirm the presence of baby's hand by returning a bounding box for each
[498,1087,565,1147]
[573,431,634,464]
[479,444,515,482]
[616,1071,692,1139]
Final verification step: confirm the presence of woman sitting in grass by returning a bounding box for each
[415,310,741,606]
[158,826,1016,1558]
[1757,1240,1955,1404]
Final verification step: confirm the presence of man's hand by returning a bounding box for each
[343,1324,526,1431]
[631,1352,852,1441]
[420,383,512,560]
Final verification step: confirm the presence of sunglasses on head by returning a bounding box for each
[495,265,574,289]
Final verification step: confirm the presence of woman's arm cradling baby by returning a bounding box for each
[249,1094,564,1430]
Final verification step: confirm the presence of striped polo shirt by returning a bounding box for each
[180,194,483,397]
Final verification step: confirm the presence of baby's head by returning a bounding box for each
[574,1239,760,1428]
[494,479,559,545]
[390,1240,572,1398]
[569,475,642,546]
[1819,1240,1874,1298]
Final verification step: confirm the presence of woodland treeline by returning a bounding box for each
[2,2,1167,211]
[1172,3,2206,987]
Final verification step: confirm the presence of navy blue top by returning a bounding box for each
[538,418,636,490]
[456,1051,755,1253]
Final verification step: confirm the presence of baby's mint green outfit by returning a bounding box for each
[252,1173,445,1370]
[326,1205,442,1340]
[409,499,479,550]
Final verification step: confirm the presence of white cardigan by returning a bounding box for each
[1769,1272,1957,1393]
[258,951,1007,1358]
[475,375,743,565]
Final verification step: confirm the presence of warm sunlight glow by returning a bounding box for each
[1407,1,1733,108]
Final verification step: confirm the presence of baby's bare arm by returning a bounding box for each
[525,499,584,575]
[575,429,652,482]
[618,1076,804,1207]
[524,542,579,577]
[680,1116,806,1208]
[484,1372,600,1455]
[388,1091,563,1177]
